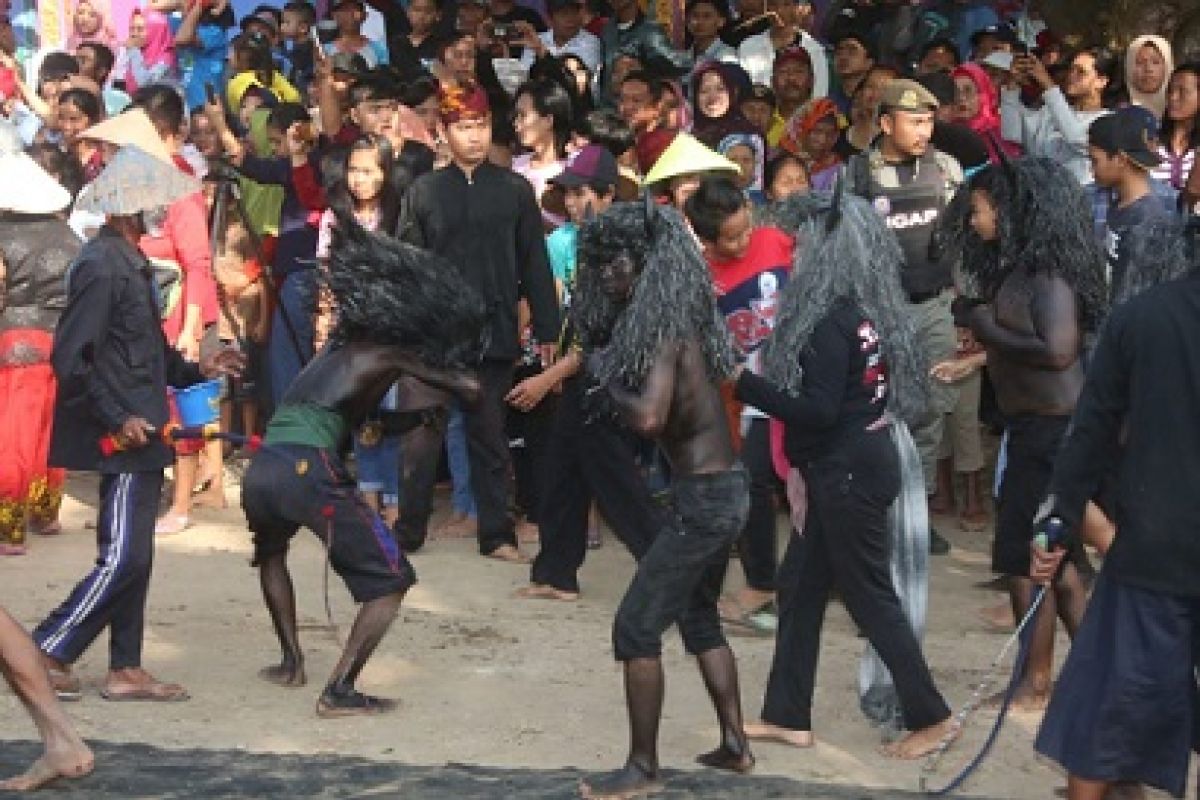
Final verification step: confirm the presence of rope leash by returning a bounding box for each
[919,584,1049,794]
[920,522,1065,795]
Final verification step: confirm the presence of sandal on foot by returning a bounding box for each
[0,543,27,556]
[719,599,776,637]
[101,681,189,702]
[154,514,190,536]
[316,688,398,718]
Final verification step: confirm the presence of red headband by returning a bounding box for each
[438,83,490,124]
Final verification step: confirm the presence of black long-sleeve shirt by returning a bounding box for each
[396,161,560,361]
[1049,277,1200,598]
[734,300,888,465]
[49,226,203,474]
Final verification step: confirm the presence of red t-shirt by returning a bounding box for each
[708,226,794,365]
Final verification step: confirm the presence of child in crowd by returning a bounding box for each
[325,0,388,69]
[212,218,269,450]
[280,2,317,97]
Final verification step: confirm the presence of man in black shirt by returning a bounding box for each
[1031,267,1200,800]
[1088,108,1171,302]
[397,83,560,563]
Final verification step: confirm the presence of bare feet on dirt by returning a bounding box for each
[315,686,398,718]
[514,584,579,602]
[695,744,755,773]
[743,720,814,748]
[983,683,1051,714]
[880,717,959,760]
[0,737,94,791]
[486,544,529,564]
[258,662,307,687]
[579,762,663,799]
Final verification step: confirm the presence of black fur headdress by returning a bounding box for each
[326,213,489,367]
[946,156,1108,332]
[573,198,736,387]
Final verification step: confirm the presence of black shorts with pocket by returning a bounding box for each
[241,443,416,603]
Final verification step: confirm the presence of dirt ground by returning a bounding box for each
[0,471,1191,799]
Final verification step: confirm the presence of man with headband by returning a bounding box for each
[397,83,560,564]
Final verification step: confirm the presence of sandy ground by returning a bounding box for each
[0,471,1191,799]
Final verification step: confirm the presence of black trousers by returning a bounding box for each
[761,430,949,732]
[530,377,662,593]
[467,360,518,555]
[735,417,780,593]
[35,471,164,670]
[393,407,449,552]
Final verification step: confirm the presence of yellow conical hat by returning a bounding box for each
[642,132,739,186]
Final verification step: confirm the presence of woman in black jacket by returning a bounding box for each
[733,187,956,760]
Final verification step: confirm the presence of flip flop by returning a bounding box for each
[101,682,189,702]
[719,599,776,637]
[316,690,398,718]
[48,669,82,702]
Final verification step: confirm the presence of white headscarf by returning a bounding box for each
[1126,35,1173,120]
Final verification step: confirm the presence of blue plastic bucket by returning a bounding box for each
[175,380,222,426]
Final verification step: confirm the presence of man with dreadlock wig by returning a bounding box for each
[953,156,1108,713]
[732,188,956,759]
[239,216,486,718]
[573,199,755,798]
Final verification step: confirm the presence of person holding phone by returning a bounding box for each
[171,0,235,112]
[1000,47,1117,186]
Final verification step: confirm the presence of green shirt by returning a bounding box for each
[264,403,348,450]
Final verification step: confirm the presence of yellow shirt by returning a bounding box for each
[226,71,302,110]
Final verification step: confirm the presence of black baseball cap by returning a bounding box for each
[1088,107,1162,170]
[917,71,956,107]
[743,84,775,108]
[832,27,878,61]
[969,23,1018,48]
[547,0,584,12]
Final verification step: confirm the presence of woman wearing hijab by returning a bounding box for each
[1126,35,1173,121]
[0,123,82,554]
[718,131,764,203]
[951,62,1021,164]
[123,8,178,95]
[778,98,845,192]
[66,0,117,52]
[691,61,758,150]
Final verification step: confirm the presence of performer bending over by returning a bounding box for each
[240,219,485,718]
[573,200,753,799]
[736,188,956,759]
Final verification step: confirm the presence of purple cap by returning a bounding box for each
[551,144,619,189]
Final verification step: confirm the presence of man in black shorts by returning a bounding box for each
[240,219,485,717]
[572,200,753,799]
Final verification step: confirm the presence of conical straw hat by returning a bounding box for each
[81,108,176,164]
[642,132,739,187]
[74,145,200,216]
[0,119,71,215]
